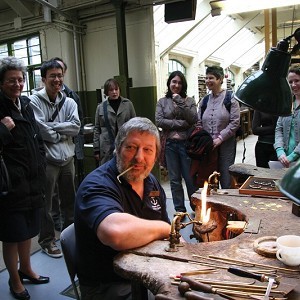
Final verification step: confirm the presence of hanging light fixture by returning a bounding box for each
[277,161,300,206]
[234,28,300,116]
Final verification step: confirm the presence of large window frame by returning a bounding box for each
[168,59,186,75]
[0,34,42,96]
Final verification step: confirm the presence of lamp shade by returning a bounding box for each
[234,47,292,116]
[277,162,300,205]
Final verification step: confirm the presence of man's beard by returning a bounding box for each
[116,156,150,182]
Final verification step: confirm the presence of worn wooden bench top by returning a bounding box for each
[114,190,300,299]
[229,163,287,184]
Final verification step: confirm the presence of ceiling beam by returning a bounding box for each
[4,0,33,17]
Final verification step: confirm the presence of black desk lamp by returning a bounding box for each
[277,161,300,217]
[234,28,300,215]
[234,28,300,116]
[278,162,300,206]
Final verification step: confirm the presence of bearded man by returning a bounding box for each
[74,117,171,300]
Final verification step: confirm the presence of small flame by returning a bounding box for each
[201,182,211,224]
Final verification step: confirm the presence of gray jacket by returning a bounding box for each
[93,97,136,165]
[274,105,300,156]
[197,90,240,141]
[155,96,198,139]
[29,87,81,165]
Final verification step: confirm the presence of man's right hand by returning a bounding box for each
[1,116,15,131]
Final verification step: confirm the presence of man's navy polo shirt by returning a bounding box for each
[74,157,169,286]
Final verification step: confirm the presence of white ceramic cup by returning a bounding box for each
[276,235,300,267]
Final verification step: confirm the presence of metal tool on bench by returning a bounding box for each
[228,267,280,285]
[228,267,279,299]
[179,276,237,300]
[179,275,287,299]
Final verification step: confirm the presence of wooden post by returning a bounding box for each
[264,9,270,57]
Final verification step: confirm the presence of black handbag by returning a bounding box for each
[185,126,213,160]
[0,148,10,196]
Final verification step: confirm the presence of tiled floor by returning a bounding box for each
[0,134,258,299]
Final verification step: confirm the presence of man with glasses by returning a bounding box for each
[50,57,85,232]
[29,59,80,258]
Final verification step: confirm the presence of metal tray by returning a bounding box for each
[239,176,283,197]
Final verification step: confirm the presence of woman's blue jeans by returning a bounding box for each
[165,139,196,212]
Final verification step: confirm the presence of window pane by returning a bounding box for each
[29,45,41,65]
[13,48,28,62]
[13,40,27,51]
[33,69,42,89]
[28,36,40,47]
[31,54,41,65]
[0,44,8,58]
[168,59,186,75]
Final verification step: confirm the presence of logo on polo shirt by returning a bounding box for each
[150,197,161,211]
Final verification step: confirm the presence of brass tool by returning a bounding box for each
[165,212,202,252]
[195,278,256,286]
[180,276,238,300]
[192,254,252,267]
[209,255,300,274]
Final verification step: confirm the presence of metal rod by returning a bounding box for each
[195,278,256,286]
[193,254,253,267]
[211,285,284,294]
[117,166,134,183]
[208,255,300,273]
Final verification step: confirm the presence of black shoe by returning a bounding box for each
[18,270,50,284]
[8,280,30,300]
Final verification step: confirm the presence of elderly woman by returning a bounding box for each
[0,57,49,300]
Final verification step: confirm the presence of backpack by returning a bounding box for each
[200,90,243,138]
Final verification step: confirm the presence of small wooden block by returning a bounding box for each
[292,203,300,217]
[244,218,261,234]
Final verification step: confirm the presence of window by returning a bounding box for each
[0,35,42,96]
[168,59,186,75]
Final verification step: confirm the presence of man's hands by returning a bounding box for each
[1,116,15,131]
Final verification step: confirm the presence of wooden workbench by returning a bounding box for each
[114,189,300,299]
[229,163,287,187]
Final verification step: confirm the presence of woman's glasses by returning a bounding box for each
[4,78,25,85]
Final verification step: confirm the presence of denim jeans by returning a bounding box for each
[38,158,75,247]
[165,139,196,212]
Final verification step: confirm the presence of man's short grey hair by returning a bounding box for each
[0,56,26,83]
[115,117,161,158]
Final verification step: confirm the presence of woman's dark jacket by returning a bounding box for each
[0,92,46,211]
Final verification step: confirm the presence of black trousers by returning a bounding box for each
[255,141,277,168]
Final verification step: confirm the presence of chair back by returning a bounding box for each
[60,223,81,300]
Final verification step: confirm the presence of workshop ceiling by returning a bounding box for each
[0,0,299,71]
